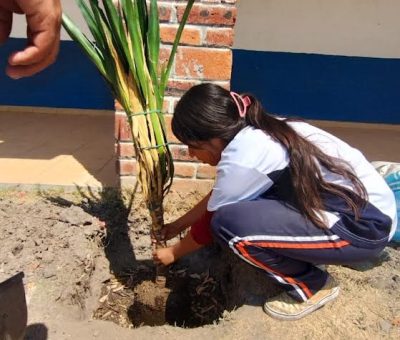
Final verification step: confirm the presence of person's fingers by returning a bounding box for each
[160,228,168,241]
[151,230,164,244]
[8,17,60,65]
[10,20,59,74]
[6,0,61,77]
[6,43,58,78]
[152,251,160,264]
[0,8,12,44]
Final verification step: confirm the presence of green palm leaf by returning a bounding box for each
[62,0,194,240]
[61,13,107,80]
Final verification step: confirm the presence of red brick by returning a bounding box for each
[170,144,195,161]
[166,79,200,96]
[162,98,172,113]
[114,0,240,187]
[200,1,237,4]
[116,142,135,158]
[201,0,237,3]
[164,96,180,113]
[164,115,179,143]
[158,3,172,22]
[175,47,232,80]
[117,159,137,176]
[174,163,197,178]
[119,175,213,193]
[217,81,231,90]
[170,97,180,110]
[197,164,216,179]
[205,28,234,47]
[160,25,201,46]
[115,114,132,141]
[159,46,172,73]
[177,4,237,26]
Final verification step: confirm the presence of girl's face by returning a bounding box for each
[187,138,226,166]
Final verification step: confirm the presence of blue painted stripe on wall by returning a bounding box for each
[0,38,114,110]
[231,49,400,124]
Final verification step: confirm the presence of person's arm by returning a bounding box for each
[153,231,204,266]
[0,0,62,78]
[162,191,211,240]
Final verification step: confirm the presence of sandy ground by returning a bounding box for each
[0,189,399,340]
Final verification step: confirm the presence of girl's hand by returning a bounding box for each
[161,221,185,241]
[153,247,176,266]
[153,233,203,266]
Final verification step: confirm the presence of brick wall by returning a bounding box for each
[115,0,237,191]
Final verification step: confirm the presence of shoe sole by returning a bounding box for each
[264,286,340,321]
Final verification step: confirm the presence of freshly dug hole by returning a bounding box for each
[96,265,226,328]
[94,246,280,328]
[129,280,171,326]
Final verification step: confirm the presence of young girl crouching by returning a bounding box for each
[153,83,397,320]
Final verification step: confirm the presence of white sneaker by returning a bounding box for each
[263,276,339,320]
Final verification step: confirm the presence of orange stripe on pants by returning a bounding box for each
[246,240,350,249]
[236,241,314,299]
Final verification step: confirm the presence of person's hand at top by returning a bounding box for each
[0,0,62,79]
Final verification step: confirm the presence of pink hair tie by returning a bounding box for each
[230,91,251,118]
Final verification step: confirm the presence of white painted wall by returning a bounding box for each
[10,0,90,40]
[234,0,400,58]
[9,0,400,58]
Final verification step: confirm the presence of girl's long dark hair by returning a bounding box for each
[172,83,367,228]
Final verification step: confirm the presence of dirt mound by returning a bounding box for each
[0,191,105,314]
[0,189,399,339]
